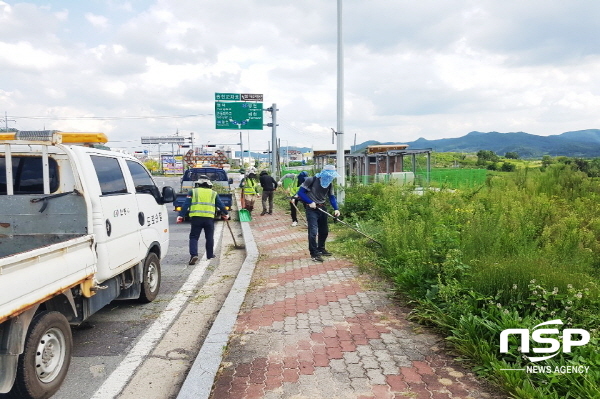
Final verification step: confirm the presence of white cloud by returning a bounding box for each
[2,0,600,152]
[85,13,109,29]
[0,41,68,70]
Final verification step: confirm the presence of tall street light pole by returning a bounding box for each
[336,0,346,203]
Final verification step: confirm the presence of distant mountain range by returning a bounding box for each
[351,129,600,158]
[238,129,600,159]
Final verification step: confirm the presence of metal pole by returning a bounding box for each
[271,103,277,178]
[336,0,345,203]
[5,144,13,195]
[427,151,431,186]
[158,144,162,174]
[2,112,15,132]
[239,131,244,168]
[191,132,195,156]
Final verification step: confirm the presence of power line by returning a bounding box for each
[10,114,214,121]
[277,119,328,141]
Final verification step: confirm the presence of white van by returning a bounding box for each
[0,131,175,399]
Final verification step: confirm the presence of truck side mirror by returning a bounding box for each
[162,186,175,203]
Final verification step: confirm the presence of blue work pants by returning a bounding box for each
[189,216,215,258]
[305,207,329,256]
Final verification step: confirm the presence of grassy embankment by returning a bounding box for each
[335,163,600,398]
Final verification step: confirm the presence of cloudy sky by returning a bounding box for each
[2,0,600,152]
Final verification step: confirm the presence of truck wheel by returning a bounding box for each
[8,311,72,399]
[139,252,161,303]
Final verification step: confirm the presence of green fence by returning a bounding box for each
[416,168,487,189]
[282,168,487,190]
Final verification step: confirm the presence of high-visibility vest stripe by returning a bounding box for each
[189,188,217,217]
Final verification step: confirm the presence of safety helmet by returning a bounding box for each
[194,175,213,188]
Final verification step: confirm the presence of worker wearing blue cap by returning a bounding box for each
[297,165,341,262]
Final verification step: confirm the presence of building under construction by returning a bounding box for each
[313,144,432,185]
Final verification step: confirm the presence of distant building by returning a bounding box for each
[286,149,303,161]
[313,144,432,184]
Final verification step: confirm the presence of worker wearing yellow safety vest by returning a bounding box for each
[278,171,308,227]
[239,170,260,213]
[176,175,229,265]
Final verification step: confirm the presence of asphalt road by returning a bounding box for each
[53,176,245,399]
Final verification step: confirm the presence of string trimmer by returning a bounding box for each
[316,207,382,246]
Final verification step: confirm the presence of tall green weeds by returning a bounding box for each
[341,164,600,398]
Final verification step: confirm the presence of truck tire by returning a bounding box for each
[7,311,72,399]
[139,252,161,303]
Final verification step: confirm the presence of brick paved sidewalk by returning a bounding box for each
[210,204,502,399]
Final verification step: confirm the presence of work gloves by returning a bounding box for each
[334,210,340,217]
[309,202,317,209]
[221,214,230,220]
[176,216,184,223]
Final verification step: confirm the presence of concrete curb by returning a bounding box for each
[176,209,259,399]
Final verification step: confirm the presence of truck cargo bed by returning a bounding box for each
[0,234,96,323]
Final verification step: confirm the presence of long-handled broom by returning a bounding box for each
[223,216,245,249]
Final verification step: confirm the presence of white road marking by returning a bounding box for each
[90,223,224,399]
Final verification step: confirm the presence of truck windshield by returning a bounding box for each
[0,156,59,194]
[183,169,228,182]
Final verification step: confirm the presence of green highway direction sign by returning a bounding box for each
[215,101,263,130]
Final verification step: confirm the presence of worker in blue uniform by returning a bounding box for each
[177,175,229,265]
[296,165,341,262]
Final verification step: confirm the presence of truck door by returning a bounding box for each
[125,160,169,254]
[90,155,141,271]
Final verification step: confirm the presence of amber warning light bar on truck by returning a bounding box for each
[0,131,108,144]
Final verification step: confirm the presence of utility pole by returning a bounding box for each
[2,112,16,132]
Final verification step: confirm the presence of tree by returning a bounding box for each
[477,150,499,165]
[144,159,160,173]
[500,162,516,172]
[505,151,519,159]
[541,155,554,168]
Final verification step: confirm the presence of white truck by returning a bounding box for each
[0,131,175,399]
